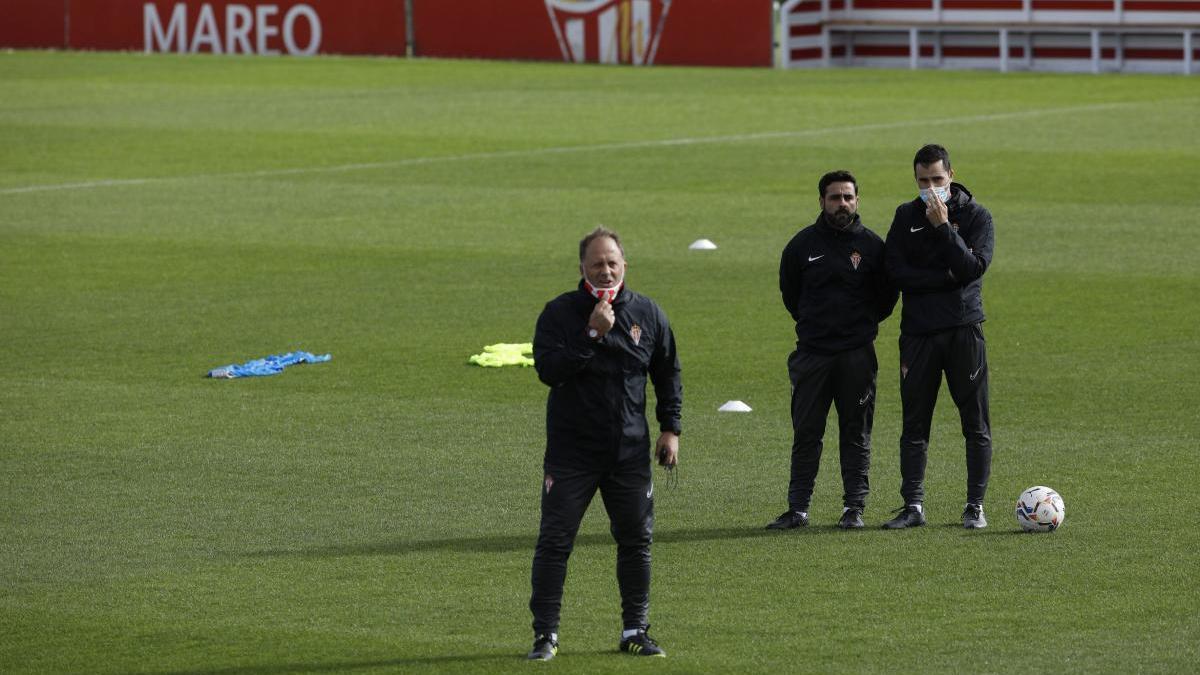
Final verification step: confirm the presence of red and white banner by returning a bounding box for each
[0,1,407,56]
[0,0,771,67]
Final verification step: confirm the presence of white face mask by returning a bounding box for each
[919,185,951,204]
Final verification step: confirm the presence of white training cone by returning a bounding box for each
[689,238,718,250]
[718,400,752,412]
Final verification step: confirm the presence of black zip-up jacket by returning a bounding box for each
[780,212,898,355]
[533,282,682,470]
[885,182,994,336]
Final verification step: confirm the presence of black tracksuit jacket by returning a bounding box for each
[884,182,994,336]
[779,213,898,354]
[533,282,682,471]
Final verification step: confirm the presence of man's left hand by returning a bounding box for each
[655,432,679,467]
[925,188,949,227]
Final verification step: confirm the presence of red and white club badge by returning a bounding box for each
[546,0,673,65]
[850,251,862,270]
[629,324,642,346]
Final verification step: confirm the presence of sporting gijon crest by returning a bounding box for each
[545,0,672,65]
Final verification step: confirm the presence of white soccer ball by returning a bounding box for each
[1015,486,1065,532]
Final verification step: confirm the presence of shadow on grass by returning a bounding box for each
[156,650,611,675]
[972,528,1053,537]
[935,523,1036,536]
[245,525,783,559]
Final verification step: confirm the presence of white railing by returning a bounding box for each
[779,0,1198,74]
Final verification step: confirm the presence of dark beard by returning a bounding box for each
[830,209,854,229]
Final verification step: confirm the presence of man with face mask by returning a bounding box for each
[882,144,995,530]
[526,226,681,661]
[768,171,897,531]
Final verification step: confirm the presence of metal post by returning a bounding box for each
[1000,29,1009,73]
[1091,29,1100,74]
[910,27,919,70]
[1115,0,1124,24]
[822,25,831,67]
[821,0,831,68]
[1023,0,1032,23]
[1115,33,1124,72]
[779,0,807,69]
[405,0,415,57]
[774,1,781,69]
[1186,31,1194,76]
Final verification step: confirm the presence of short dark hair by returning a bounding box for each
[914,144,951,172]
[818,170,858,199]
[579,226,625,261]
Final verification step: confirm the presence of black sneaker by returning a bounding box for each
[527,633,558,661]
[962,503,987,529]
[882,505,926,529]
[619,626,666,657]
[837,508,864,529]
[766,510,808,530]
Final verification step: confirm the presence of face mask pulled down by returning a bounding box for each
[584,279,623,303]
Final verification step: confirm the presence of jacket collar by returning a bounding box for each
[947,182,973,209]
[815,211,864,236]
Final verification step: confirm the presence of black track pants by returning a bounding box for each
[786,344,878,512]
[530,459,654,634]
[898,323,992,506]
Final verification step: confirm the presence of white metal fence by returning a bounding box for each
[778,0,1199,74]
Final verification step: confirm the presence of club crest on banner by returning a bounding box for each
[850,251,862,270]
[629,323,642,346]
[545,0,672,65]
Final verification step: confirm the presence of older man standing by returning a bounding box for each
[527,226,681,660]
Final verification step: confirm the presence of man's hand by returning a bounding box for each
[925,187,949,227]
[655,432,679,467]
[588,298,615,338]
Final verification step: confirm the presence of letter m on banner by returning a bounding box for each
[545,0,671,65]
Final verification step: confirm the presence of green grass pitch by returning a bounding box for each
[2,51,1198,673]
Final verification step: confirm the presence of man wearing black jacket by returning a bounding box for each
[882,144,995,530]
[768,170,897,531]
[526,226,681,661]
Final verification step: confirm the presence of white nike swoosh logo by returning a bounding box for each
[969,366,983,381]
[858,393,872,406]
[646,483,654,499]
[807,255,824,262]
[910,226,925,233]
